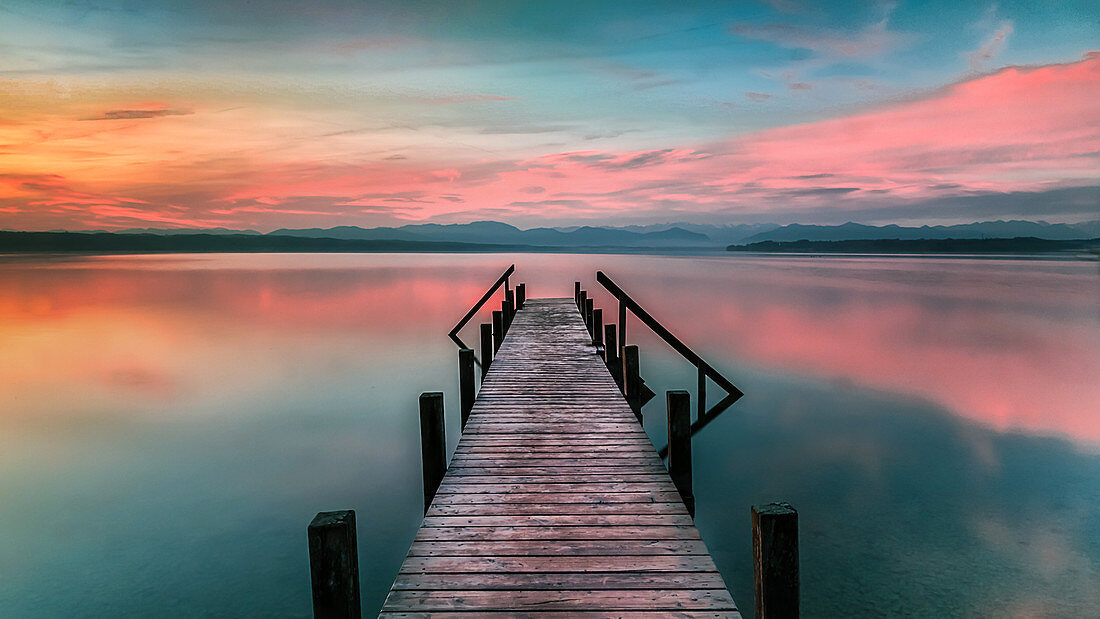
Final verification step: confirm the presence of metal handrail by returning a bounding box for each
[595,270,744,457]
[448,264,515,350]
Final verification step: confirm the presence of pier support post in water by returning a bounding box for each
[419,392,447,513]
[579,290,588,318]
[574,281,581,307]
[492,310,504,352]
[752,502,799,619]
[666,390,694,517]
[502,298,514,333]
[308,510,361,619]
[480,323,493,379]
[623,345,641,420]
[459,349,474,430]
[592,308,603,348]
[516,283,526,310]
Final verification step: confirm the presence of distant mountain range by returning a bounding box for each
[14,219,1100,250]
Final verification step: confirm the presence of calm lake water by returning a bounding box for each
[1,252,1097,617]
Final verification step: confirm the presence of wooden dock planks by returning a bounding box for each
[380,298,740,617]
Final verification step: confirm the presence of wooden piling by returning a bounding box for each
[492,310,503,352]
[579,290,587,317]
[574,281,581,307]
[419,392,446,514]
[308,510,361,619]
[666,390,694,517]
[592,308,603,347]
[458,349,474,430]
[623,344,641,420]
[479,323,493,379]
[502,298,514,333]
[516,283,526,309]
[505,289,515,321]
[752,502,799,619]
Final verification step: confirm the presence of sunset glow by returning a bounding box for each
[1,1,1096,230]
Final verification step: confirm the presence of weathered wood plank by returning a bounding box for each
[406,540,710,556]
[382,589,738,611]
[392,572,728,590]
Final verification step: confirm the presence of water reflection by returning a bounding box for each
[0,252,1096,616]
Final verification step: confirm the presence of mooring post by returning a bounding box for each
[667,390,694,517]
[623,344,641,420]
[752,503,799,619]
[574,281,581,308]
[585,298,594,337]
[516,283,526,310]
[459,349,474,430]
[419,392,446,514]
[308,510,361,619]
[502,298,514,333]
[492,310,503,352]
[579,290,588,318]
[505,289,515,321]
[480,323,493,379]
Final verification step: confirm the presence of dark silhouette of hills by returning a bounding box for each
[728,237,1100,254]
[269,221,713,247]
[0,231,520,253]
[742,220,1099,243]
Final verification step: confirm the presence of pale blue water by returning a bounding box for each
[0,252,1097,616]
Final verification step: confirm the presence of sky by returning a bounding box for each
[0,0,1097,231]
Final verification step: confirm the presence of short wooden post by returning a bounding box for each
[574,281,581,307]
[584,298,594,337]
[308,510,361,618]
[458,349,474,430]
[592,308,603,347]
[480,323,493,378]
[505,289,515,322]
[516,283,526,310]
[502,298,514,333]
[419,392,446,513]
[752,502,799,619]
[623,344,641,420]
[579,290,588,319]
[666,390,694,517]
[492,310,503,352]
[698,367,707,420]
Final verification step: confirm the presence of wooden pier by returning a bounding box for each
[379,298,740,616]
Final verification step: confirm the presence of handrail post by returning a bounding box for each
[492,310,503,352]
[604,324,621,387]
[592,308,603,348]
[574,281,581,308]
[584,298,594,337]
[308,510,361,619]
[667,390,694,517]
[697,366,706,421]
[579,290,587,317]
[516,283,525,310]
[479,323,493,378]
[419,392,446,514]
[623,345,641,420]
[502,298,514,333]
[618,300,626,358]
[459,349,474,430]
[752,503,799,619]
